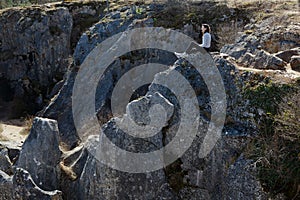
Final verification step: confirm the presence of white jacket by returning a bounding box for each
[200,32,211,48]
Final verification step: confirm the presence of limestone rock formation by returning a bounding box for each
[0,6,73,116]
[0,1,299,200]
[0,1,107,118]
[16,117,61,191]
[0,117,63,200]
[239,50,286,70]
[41,7,176,149]
[221,20,300,71]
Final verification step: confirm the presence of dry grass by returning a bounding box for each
[244,79,300,199]
[60,161,77,180]
[216,20,243,46]
[19,115,33,136]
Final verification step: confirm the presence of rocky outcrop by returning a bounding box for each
[220,34,260,60]
[239,50,286,70]
[223,156,267,199]
[0,167,63,200]
[38,3,268,198]
[53,54,264,199]
[0,6,73,116]
[16,117,61,191]
[221,21,300,71]
[0,170,13,200]
[0,1,107,118]
[1,1,299,199]
[73,6,153,65]
[41,6,176,149]
[258,23,300,53]
[221,35,288,70]
[0,117,63,200]
[244,17,300,53]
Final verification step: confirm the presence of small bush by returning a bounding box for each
[216,20,243,46]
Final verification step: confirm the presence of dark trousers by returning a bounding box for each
[203,47,210,52]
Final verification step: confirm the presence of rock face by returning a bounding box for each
[258,23,300,53]
[0,6,73,116]
[223,156,266,200]
[0,167,63,200]
[16,117,61,191]
[0,1,107,119]
[0,170,13,200]
[54,54,264,199]
[41,6,176,149]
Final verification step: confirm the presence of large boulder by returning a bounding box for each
[16,117,61,191]
[59,54,261,199]
[59,137,175,200]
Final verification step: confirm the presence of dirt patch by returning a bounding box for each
[0,119,30,148]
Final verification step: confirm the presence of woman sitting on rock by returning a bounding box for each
[200,24,211,52]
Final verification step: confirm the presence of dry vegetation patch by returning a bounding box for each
[244,78,300,199]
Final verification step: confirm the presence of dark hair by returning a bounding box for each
[202,24,210,33]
